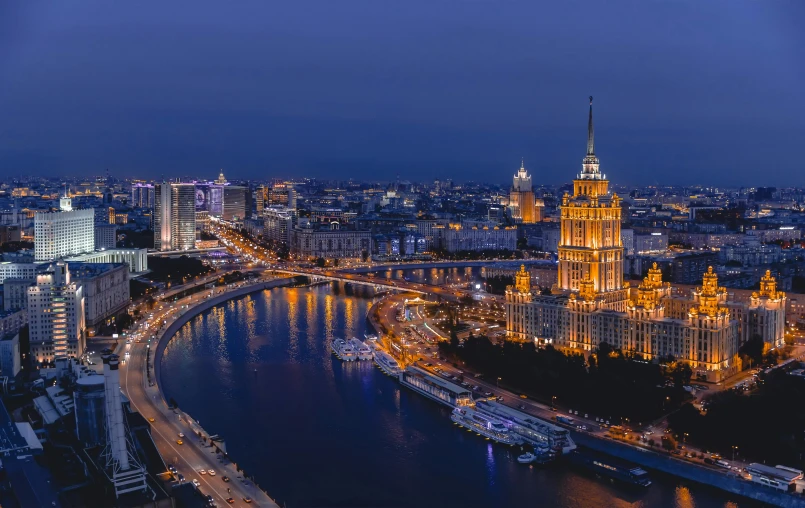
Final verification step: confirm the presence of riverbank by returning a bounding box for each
[573,432,805,507]
[367,291,805,507]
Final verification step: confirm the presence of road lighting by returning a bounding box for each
[552,395,557,409]
[497,377,501,387]
[732,445,738,462]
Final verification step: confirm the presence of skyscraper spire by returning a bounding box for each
[587,96,595,156]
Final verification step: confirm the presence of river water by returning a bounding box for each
[160,274,755,508]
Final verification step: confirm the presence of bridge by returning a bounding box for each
[271,267,469,301]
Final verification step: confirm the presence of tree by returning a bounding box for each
[315,257,326,268]
[361,250,369,262]
[669,361,693,388]
[739,335,765,369]
[662,435,677,451]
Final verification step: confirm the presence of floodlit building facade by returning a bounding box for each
[28,262,85,364]
[154,182,196,251]
[509,161,542,223]
[505,98,785,382]
[34,208,95,262]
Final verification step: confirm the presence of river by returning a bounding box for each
[160,274,756,507]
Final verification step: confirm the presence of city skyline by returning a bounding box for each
[1,1,803,185]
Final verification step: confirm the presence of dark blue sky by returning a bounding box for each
[1,1,803,186]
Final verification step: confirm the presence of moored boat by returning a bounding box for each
[349,337,373,360]
[331,338,357,361]
[374,350,401,375]
[451,406,522,445]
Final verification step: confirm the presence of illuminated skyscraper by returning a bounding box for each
[28,262,85,363]
[508,161,539,223]
[556,96,625,306]
[154,182,196,251]
[504,98,783,382]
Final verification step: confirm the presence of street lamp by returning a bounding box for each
[497,377,501,387]
[683,432,688,443]
[552,395,557,409]
[732,445,738,462]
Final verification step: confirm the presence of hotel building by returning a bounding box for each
[505,98,785,381]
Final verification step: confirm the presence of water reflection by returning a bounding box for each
[161,283,754,508]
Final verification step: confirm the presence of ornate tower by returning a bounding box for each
[509,160,537,223]
[557,97,626,310]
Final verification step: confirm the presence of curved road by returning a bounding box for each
[120,285,279,507]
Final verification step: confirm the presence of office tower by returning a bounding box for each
[154,182,196,251]
[28,262,85,363]
[223,185,248,221]
[154,183,172,250]
[268,183,297,209]
[255,186,266,217]
[34,207,95,262]
[130,183,155,209]
[509,160,539,223]
[95,224,117,250]
[171,184,196,250]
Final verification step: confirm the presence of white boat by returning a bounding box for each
[450,406,522,445]
[331,338,357,361]
[374,350,401,376]
[349,337,373,361]
[473,400,576,454]
[517,452,536,464]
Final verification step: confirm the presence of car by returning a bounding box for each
[199,469,207,475]
[177,473,185,482]
[518,404,526,410]
[192,479,201,488]
[243,497,253,504]
[519,394,527,399]
[148,416,155,422]
[222,476,230,482]
[178,433,185,438]
[484,392,493,397]
[208,470,216,477]
[226,498,235,504]
[176,439,183,445]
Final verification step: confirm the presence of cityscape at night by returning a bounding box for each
[1,1,804,507]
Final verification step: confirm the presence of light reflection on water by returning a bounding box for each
[161,279,757,508]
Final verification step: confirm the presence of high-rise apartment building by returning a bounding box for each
[28,262,85,364]
[154,182,196,251]
[34,206,95,262]
[263,207,294,245]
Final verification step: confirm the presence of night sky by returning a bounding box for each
[1,1,803,186]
